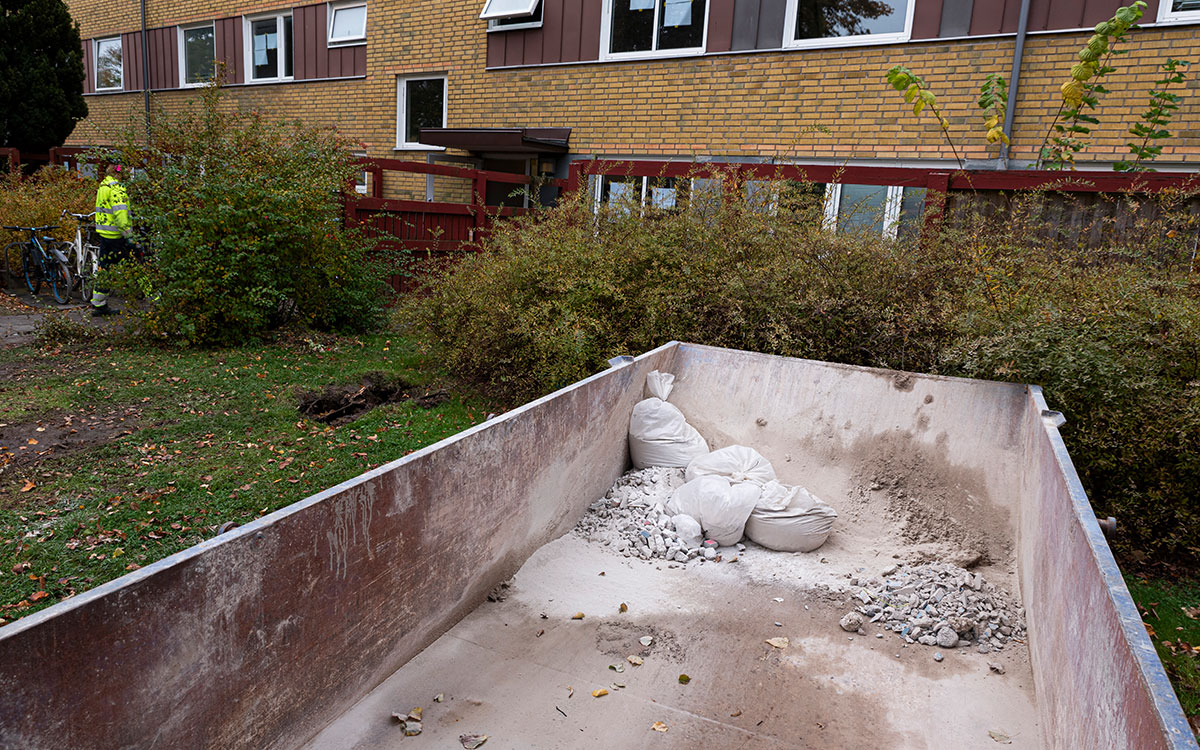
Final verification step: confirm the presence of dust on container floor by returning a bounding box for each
[306,374,1040,750]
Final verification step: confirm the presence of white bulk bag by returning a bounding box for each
[756,480,802,511]
[685,445,777,486]
[671,514,704,549]
[629,371,709,469]
[666,475,760,546]
[745,486,838,553]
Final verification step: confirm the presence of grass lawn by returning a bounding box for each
[0,329,493,623]
[1127,576,1200,734]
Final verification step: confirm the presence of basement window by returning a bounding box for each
[328,2,367,45]
[603,0,708,58]
[783,0,914,49]
[95,37,123,91]
[823,184,925,240]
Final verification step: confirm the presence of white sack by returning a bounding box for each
[629,371,708,469]
[666,475,760,546]
[745,486,838,553]
[685,445,777,486]
[671,514,704,549]
[756,480,802,511]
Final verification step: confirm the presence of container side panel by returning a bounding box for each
[0,347,678,750]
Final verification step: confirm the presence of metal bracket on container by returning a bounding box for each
[1097,516,1117,535]
[1041,409,1067,428]
[607,355,634,368]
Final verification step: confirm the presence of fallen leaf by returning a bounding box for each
[571,612,585,620]
[20,481,35,493]
[592,688,608,698]
[1145,622,1157,638]
[730,710,743,718]
[766,637,789,649]
[29,591,48,601]
[536,629,545,637]
[988,729,1012,744]
[678,674,691,685]
[434,693,445,703]
[27,439,37,445]
[609,664,625,673]
[1183,605,1200,620]
[460,733,488,749]
[567,686,574,698]
[610,682,625,689]
[407,707,423,721]
[651,721,669,732]
[639,636,653,646]
[627,655,643,666]
[619,602,628,613]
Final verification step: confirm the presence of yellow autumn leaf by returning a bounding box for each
[651,722,668,732]
[592,688,608,698]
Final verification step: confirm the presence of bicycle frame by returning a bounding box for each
[63,211,99,286]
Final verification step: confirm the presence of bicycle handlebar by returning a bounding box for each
[3,225,60,232]
[60,209,96,220]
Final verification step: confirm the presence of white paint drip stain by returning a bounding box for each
[326,490,375,579]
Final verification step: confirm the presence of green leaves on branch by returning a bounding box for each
[977,74,1010,146]
[886,65,960,167]
[1040,1,1145,169]
[1115,58,1191,172]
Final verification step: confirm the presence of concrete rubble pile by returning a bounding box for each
[844,562,1027,653]
[574,467,721,564]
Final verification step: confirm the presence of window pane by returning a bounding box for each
[480,0,540,19]
[611,0,656,53]
[184,26,215,83]
[836,184,888,233]
[96,39,123,89]
[252,19,279,79]
[658,0,704,49]
[1172,0,1200,10]
[331,5,367,39]
[897,186,926,241]
[648,177,677,209]
[405,79,444,144]
[494,0,543,26]
[283,16,293,77]
[795,0,910,41]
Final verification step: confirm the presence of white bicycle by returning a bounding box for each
[61,210,100,303]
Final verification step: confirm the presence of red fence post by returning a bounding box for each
[473,173,488,249]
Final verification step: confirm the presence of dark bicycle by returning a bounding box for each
[2,225,74,305]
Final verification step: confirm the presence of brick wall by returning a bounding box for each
[66,0,1200,167]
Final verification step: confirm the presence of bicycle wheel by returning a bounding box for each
[50,260,73,305]
[80,245,99,302]
[22,246,41,295]
[1,242,22,289]
[62,242,83,296]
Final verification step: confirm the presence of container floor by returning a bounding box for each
[304,534,1040,749]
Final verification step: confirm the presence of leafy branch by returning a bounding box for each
[977,73,1010,146]
[886,65,964,170]
[1038,1,1146,169]
[1115,58,1191,172]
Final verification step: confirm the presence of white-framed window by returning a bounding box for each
[245,12,293,82]
[395,75,447,150]
[95,36,123,91]
[823,184,925,239]
[600,0,709,60]
[179,23,216,86]
[351,150,370,194]
[783,0,914,49]
[486,0,544,31]
[328,2,367,45]
[1157,0,1200,23]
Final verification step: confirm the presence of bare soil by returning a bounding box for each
[295,371,451,425]
[0,408,139,491]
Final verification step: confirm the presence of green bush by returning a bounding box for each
[0,166,96,272]
[407,171,1200,571]
[107,83,389,345]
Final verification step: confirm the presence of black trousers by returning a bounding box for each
[93,235,130,301]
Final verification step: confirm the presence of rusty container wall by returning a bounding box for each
[0,344,678,750]
[1017,388,1197,750]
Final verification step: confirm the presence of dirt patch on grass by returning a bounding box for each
[0,407,139,488]
[296,371,451,425]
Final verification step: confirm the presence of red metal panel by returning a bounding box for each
[580,0,602,59]
[1000,0,1021,32]
[560,0,583,62]
[707,0,736,52]
[504,32,525,66]
[1027,0,1052,30]
[169,28,179,88]
[524,24,545,64]
[542,0,564,63]
[352,44,365,76]
[1045,0,1084,30]
[1081,0,1126,25]
[328,42,343,77]
[487,35,506,67]
[969,0,1006,34]
[82,40,93,94]
[315,4,328,79]
[912,0,944,38]
[234,19,244,83]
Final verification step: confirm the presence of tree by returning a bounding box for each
[0,0,87,154]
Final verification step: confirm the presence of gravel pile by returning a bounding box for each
[842,562,1027,653]
[573,467,723,564]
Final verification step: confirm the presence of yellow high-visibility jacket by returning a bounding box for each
[95,175,131,239]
